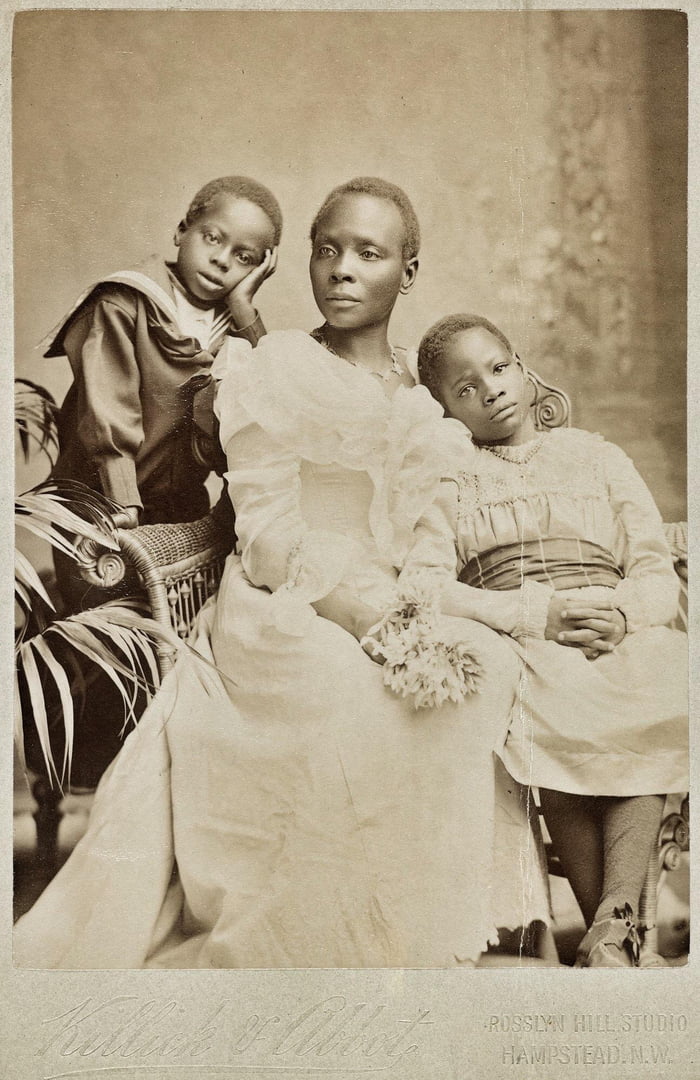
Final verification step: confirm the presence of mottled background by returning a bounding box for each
[13,9,686,520]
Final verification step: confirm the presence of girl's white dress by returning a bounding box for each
[403,429,688,798]
[14,331,550,970]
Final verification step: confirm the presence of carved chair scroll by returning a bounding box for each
[76,495,236,675]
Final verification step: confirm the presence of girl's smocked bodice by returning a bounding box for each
[403,426,679,637]
[458,429,679,631]
[458,429,632,563]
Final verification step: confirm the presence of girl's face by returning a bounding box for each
[309,193,417,331]
[174,194,276,304]
[435,326,536,445]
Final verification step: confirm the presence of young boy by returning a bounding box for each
[31,177,281,786]
[46,175,281,533]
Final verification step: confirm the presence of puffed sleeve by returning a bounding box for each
[63,295,144,509]
[216,394,363,635]
[222,420,359,601]
[399,479,553,639]
[604,440,680,630]
[213,330,461,635]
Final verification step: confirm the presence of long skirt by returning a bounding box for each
[14,557,550,969]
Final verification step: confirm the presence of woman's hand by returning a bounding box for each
[545,596,626,660]
[357,616,386,666]
[225,247,278,329]
[312,587,385,664]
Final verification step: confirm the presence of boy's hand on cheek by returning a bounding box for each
[226,247,278,328]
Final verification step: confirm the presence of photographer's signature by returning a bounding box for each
[38,994,434,1076]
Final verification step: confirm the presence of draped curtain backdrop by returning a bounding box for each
[13,10,686,522]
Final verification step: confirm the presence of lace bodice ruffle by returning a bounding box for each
[212,331,472,632]
[214,331,471,564]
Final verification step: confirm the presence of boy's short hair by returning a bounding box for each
[418,314,514,397]
[184,176,283,245]
[309,177,420,260]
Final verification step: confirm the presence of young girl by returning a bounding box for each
[403,312,688,968]
[15,184,550,969]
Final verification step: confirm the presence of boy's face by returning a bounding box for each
[309,193,417,331]
[435,327,535,445]
[175,194,276,304]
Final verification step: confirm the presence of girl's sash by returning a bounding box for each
[459,538,623,591]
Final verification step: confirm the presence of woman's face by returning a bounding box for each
[436,327,536,445]
[309,193,417,331]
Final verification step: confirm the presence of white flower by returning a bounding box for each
[366,589,483,710]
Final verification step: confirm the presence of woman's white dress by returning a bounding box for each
[14,331,550,969]
[403,429,688,798]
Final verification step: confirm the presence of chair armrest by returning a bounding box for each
[72,499,236,673]
[74,498,236,592]
[119,499,236,578]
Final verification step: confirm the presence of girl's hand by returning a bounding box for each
[545,597,626,659]
[544,595,573,644]
[225,247,278,328]
[556,603,627,660]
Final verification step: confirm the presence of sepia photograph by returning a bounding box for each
[4,3,695,1077]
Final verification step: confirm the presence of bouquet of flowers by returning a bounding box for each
[361,571,483,710]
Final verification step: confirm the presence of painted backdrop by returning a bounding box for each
[13,9,686,520]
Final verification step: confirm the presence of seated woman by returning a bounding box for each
[400,313,688,968]
[14,182,550,969]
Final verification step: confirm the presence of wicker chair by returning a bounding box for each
[30,371,689,964]
[73,494,236,674]
[28,495,235,881]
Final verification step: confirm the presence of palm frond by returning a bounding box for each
[15,548,55,612]
[15,593,237,786]
[14,679,27,775]
[15,379,60,466]
[16,482,121,553]
[14,452,238,787]
[16,601,174,787]
[19,644,58,784]
[30,635,76,783]
[15,483,123,634]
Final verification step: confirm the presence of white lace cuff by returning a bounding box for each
[362,570,484,710]
[265,530,360,636]
[613,575,679,633]
[512,579,555,640]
